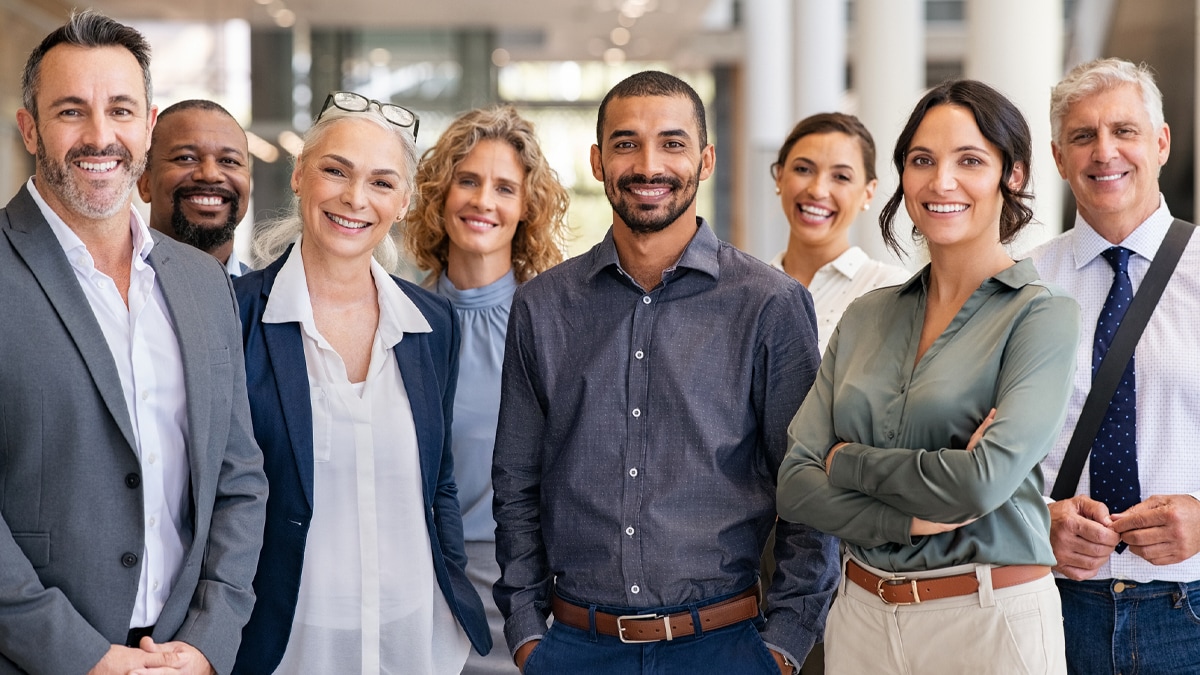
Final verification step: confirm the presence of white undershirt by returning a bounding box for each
[30,178,189,629]
[263,240,469,674]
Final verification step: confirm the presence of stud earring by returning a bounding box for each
[774,187,781,195]
[862,203,870,211]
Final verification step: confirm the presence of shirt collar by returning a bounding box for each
[897,257,1038,294]
[263,238,431,348]
[28,176,154,267]
[585,217,720,283]
[226,247,246,277]
[829,246,870,280]
[1070,194,1173,269]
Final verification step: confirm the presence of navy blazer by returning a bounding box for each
[231,246,489,674]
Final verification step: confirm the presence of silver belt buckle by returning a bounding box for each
[876,575,921,605]
[616,612,672,643]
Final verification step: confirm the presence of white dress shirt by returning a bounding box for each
[29,178,189,628]
[263,241,470,675]
[1029,197,1200,583]
[769,246,910,353]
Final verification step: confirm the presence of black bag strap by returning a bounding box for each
[1050,218,1196,501]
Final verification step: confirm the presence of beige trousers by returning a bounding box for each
[824,555,1066,675]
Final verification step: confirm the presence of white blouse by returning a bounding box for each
[769,246,910,354]
[262,241,470,674]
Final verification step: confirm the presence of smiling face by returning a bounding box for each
[775,131,876,255]
[590,94,714,235]
[292,117,411,266]
[1052,83,1170,241]
[137,108,250,257]
[17,44,154,225]
[902,104,1021,253]
[443,139,526,272]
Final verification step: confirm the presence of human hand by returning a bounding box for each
[85,646,172,675]
[514,639,540,673]
[1048,495,1121,580]
[910,516,975,536]
[966,408,996,451]
[824,442,849,474]
[128,638,215,675]
[1111,494,1200,565]
[769,649,795,675]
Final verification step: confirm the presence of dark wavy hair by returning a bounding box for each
[879,79,1033,257]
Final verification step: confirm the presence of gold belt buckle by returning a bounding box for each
[616,613,672,643]
[876,575,921,605]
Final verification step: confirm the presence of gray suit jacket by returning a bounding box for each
[0,186,268,675]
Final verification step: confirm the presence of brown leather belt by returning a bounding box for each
[550,587,760,643]
[847,559,1050,605]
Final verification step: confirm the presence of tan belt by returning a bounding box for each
[846,559,1050,605]
[550,586,759,643]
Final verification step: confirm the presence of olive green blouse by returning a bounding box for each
[778,258,1080,572]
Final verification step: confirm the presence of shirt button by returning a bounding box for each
[121,552,139,568]
[631,585,640,594]
[629,468,638,477]
[886,431,895,439]
[642,296,651,305]
[148,454,158,465]
[635,350,644,360]
[631,408,641,418]
[625,526,635,536]
[125,473,141,489]
[900,384,906,394]
[148,517,156,527]
[140,390,149,401]
[152,580,160,591]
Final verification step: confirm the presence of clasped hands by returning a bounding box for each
[1049,492,1200,580]
[87,638,214,675]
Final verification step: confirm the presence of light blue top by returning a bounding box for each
[436,269,517,542]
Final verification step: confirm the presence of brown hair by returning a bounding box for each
[771,112,876,183]
[405,106,569,283]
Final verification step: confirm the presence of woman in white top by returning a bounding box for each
[232,92,489,675]
[770,113,910,353]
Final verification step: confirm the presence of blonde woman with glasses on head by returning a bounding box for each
[232,92,490,675]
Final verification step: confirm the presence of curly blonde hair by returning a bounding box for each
[405,106,569,283]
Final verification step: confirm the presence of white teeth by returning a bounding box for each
[926,203,969,213]
[463,218,496,228]
[187,196,224,207]
[1094,173,1124,182]
[800,205,833,218]
[631,187,668,197]
[77,160,117,172]
[327,212,369,229]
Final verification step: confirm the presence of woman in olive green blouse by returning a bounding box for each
[777,80,1080,675]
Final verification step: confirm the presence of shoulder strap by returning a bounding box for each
[1050,219,1196,501]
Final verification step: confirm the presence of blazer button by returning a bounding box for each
[121,552,139,568]
[125,473,141,489]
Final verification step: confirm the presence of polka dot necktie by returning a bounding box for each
[1089,247,1141,529]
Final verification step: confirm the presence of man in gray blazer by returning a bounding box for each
[0,11,267,675]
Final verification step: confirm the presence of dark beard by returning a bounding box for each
[607,166,699,235]
[170,190,241,254]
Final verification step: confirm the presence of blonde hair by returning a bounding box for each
[253,105,418,271]
[405,106,568,283]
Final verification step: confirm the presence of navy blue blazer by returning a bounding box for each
[231,246,490,674]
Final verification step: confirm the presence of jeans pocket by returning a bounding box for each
[1181,587,1200,626]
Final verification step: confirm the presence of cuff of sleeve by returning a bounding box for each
[503,605,549,657]
[762,641,800,672]
[827,442,869,492]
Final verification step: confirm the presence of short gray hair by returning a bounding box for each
[22,9,152,119]
[252,105,418,271]
[1050,58,1163,145]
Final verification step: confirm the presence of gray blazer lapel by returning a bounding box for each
[148,238,213,505]
[2,187,138,455]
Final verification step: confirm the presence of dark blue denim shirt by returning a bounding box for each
[492,219,839,665]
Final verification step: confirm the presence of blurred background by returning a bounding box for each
[0,0,1193,270]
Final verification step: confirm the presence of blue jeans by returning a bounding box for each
[522,600,781,675]
[1057,577,1200,675]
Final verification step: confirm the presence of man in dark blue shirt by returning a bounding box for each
[492,70,838,675]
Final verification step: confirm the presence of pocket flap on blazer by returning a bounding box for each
[13,532,50,568]
[209,345,231,365]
